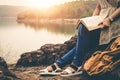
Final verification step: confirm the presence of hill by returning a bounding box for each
[0,5,28,17]
[17,0,97,20]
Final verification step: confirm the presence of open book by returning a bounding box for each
[77,16,104,31]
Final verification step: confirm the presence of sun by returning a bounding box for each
[28,0,55,9]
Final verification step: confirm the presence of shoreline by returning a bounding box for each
[16,18,78,25]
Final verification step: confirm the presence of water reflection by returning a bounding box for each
[0,18,77,63]
[17,19,77,35]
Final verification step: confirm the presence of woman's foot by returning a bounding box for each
[45,63,59,72]
[60,65,82,77]
[39,63,62,76]
[61,67,75,75]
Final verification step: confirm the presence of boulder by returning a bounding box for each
[0,57,18,80]
[16,35,77,67]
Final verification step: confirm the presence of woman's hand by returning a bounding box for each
[103,18,111,27]
[99,18,111,28]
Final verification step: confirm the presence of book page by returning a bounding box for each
[80,16,104,31]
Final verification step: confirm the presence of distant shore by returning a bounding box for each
[16,18,78,25]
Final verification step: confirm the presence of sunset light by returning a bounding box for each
[28,0,64,8]
[28,0,53,8]
[0,0,73,8]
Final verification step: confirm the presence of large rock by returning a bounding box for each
[16,35,77,67]
[0,57,18,80]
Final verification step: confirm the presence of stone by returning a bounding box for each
[0,57,18,80]
[16,35,77,67]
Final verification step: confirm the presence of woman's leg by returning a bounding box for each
[56,47,76,68]
[72,24,101,66]
[60,24,101,76]
[56,24,100,68]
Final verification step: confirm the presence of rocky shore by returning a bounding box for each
[16,35,77,67]
[0,35,120,80]
[0,35,78,80]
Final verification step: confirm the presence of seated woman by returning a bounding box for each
[40,0,120,77]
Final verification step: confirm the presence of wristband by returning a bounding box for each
[109,16,114,22]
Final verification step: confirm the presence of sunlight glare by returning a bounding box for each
[28,0,56,8]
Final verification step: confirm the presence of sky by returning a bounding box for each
[0,0,73,8]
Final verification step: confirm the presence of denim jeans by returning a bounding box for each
[56,24,101,67]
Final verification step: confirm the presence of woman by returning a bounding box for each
[40,0,120,77]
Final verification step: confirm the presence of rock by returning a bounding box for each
[16,50,46,67]
[10,66,88,80]
[64,35,77,50]
[11,65,120,80]
[16,35,77,67]
[0,57,19,80]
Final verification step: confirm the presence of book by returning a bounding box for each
[77,16,104,31]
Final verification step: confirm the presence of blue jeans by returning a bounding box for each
[56,24,101,67]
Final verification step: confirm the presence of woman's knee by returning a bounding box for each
[78,24,83,30]
[78,23,88,35]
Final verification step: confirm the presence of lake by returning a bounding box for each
[0,17,77,64]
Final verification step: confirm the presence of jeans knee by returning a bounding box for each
[78,24,83,31]
[78,24,88,36]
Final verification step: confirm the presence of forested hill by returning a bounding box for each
[17,0,97,20]
[0,5,28,17]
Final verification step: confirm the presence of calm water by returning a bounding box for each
[0,18,77,63]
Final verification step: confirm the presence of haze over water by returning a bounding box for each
[0,17,76,63]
